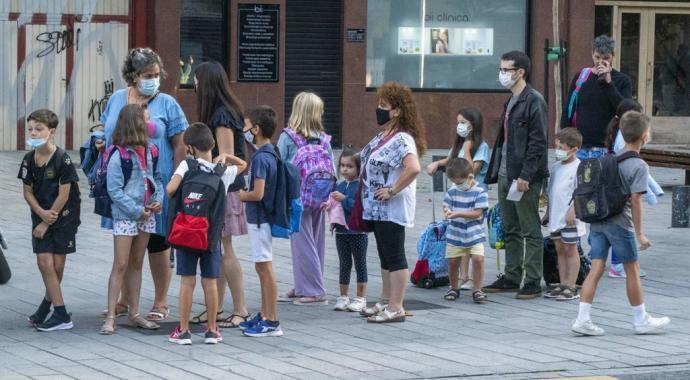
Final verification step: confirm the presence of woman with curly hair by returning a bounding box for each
[359,82,425,323]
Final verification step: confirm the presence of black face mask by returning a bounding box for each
[376,108,391,126]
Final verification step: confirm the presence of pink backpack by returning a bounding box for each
[282,128,336,209]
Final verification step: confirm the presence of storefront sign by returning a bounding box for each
[346,28,365,42]
[238,4,279,82]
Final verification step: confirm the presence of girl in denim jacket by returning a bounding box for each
[101,105,163,335]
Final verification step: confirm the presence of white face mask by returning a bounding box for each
[244,130,255,144]
[456,122,471,138]
[498,71,517,89]
[458,179,472,191]
[554,149,570,161]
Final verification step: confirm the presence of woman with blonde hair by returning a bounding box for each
[277,92,336,305]
[359,82,425,323]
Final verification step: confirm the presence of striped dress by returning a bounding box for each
[443,185,489,248]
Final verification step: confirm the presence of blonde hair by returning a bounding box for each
[287,92,324,136]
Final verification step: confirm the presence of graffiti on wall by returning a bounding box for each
[35,27,81,58]
[88,78,114,122]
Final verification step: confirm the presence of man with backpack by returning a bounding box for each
[484,51,549,299]
[571,111,670,336]
[561,35,632,160]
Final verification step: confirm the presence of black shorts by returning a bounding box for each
[32,226,77,254]
[371,221,408,272]
[147,233,170,253]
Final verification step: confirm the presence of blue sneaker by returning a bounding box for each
[239,313,261,331]
[243,319,283,337]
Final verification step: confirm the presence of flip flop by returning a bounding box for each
[190,309,224,324]
[218,313,251,329]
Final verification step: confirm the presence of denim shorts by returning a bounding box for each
[589,221,638,263]
[176,244,222,278]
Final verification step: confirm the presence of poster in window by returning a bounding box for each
[238,4,280,82]
[431,28,450,54]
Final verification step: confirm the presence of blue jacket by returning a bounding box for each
[107,146,164,221]
[334,179,360,234]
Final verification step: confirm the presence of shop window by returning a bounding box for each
[366,0,528,91]
[179,0,228,87]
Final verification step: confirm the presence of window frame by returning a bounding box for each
[364,0,532,93]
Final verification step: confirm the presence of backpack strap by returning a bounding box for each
[213,163,227,177]
[567,68,592,124]
[149,143,159,172]
[616,150,640,163]
[109,145,134,186]
[42,147,67,182]
[282,128,307,148]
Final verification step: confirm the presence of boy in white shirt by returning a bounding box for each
[543,128,586,301]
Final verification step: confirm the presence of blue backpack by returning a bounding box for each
[92,144,159,218]
[256,147,303,239]
[487,203,504,250]
[416,220,449,277]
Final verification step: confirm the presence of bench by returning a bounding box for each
[640,145,690,185]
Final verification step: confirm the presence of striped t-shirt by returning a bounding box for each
[443,184,489,248]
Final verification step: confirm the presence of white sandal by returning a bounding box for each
[129,313,159,330]
[367,307,406,323]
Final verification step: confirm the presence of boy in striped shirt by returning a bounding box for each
[443,158,489,303]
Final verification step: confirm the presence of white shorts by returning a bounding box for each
[247,222,272,263]
[113,214,156,236]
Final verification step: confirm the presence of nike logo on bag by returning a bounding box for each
[183,198,204,205]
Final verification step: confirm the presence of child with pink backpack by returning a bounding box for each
[276,92,336,306]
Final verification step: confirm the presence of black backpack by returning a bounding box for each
[543,236,591,286]
[167,158,227,253]
[572,151,639,223]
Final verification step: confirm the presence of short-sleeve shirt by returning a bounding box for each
[606,150,649,231]
[18,148,81,229]
[443,184,488,248]
[450,141,490,187]
[245,144,278,224]
[208,106,245,159]
[101,88,188,234]
[547,159,586,235]
[360,132,417,228]
[173,158,238,195]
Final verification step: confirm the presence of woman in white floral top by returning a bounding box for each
[359,82,426,323]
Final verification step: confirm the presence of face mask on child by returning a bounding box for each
[458,179,472,191]
[244,130,255,144]
[456,122,471,138]
[554,149,570,161]
[26,138,47,149]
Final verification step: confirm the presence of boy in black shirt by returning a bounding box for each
[17,109,81,331]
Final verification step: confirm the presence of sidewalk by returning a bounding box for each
[0,150,689,380]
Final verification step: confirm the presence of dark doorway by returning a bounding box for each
[285,0,343,147]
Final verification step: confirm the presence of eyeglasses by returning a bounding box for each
[498,67,518,74]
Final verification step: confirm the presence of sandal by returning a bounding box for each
[544,284,564,299]
[360,302,387,317]
[556,286,580,301]
[129,313,159,330]
[101,303,129,318]
[472,290,487,304]
[444,288,460,301]
[99,316,115,335]
[277,289,298,302]
[146,305,169,322]
[218,313,251,328]
[367,307,406,323]
[190,309,224,324]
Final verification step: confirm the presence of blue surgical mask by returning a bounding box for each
[244,130,255,144]
[554,149,570,161]
[26,138,47,149]
[138,77,160,96]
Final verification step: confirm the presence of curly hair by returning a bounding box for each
[376,82,427,156]
[121,47,167,86]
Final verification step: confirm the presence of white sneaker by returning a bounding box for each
[460,279,474,291]
[346,297,367,312]
[634,314,671,335]
[571,319,605,336]
[334,296,350,311]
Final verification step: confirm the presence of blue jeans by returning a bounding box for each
[588,221,638,263]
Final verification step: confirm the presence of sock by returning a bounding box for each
[632,304,647,325]
[37,298,51,315]
[53,305,69,320]
[577,302,592,323]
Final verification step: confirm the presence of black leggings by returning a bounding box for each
[371,221,408,272]
[336,233,368,285]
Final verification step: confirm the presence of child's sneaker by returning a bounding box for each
[633,314,670,335]
[239,312,262,331]
[169,325,192,345]
[459,279,474,290]
[346,297,367,312]
[571,319,605,336]
[607,263,626,278]
[334,296,350,311]
[204,328,223,344]
[28,310,49,326]
[243,319,283,337]
[36,313,73,332]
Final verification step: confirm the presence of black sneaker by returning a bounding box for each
[482,274,520,293]
[36,313,73,332]
[516,281,543,300]
[28,309,50,326]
